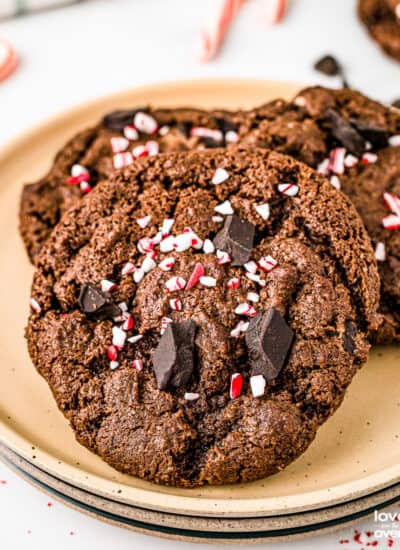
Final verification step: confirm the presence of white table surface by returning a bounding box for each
[0,1,399,548]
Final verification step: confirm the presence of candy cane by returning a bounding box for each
[263,0,288,25]
[197,0,247,62]
[0,40,18,82]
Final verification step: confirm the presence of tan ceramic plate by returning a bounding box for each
[2,443,399,544]
[0,79,399,519]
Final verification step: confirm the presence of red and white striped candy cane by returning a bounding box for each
[263,0,287,25]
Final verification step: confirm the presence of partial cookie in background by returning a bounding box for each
[26,149,380,487]
[358,0,400,61]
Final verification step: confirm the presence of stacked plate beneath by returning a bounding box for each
[0,80,399,543]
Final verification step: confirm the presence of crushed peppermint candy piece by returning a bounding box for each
[203,239,215,254]
[159,125,170,136]
[166,276,186,292]
[110,361,119,370]
[159,257,175,271]
[214,200,234,216]
[235,303,257,317]
[184,228,203,249]
[361,152,378,164]
[186,263,205,290]
[132,144,148,158]
[250,374,266,398]
[80,181,92,194]
[254,203,270,221]
[388,135,400,147]
[383,192,400,216]
[123,125,139,140]
[170,298,183,311]
[107,345,118,361]
[145,140,159,156]
[122,314,134,331]
[382,214,400,230]
[112,326,127,349]
[216,249,231,264]
[329,147,346,175]
[122,262,136,275]
[330,175,341,190]
[101,279,117,293]
[344,154,358,168]
[152,232,163,245]
[317,158,330,175]
[199,276,217,288]
[247,291,260,303]
[160,218,175,236]
[160,316,173,335]
[132,359,143,371]
[184,392,200,401]
[160,235,175,253]
[113,152,133,169]
[111,136,129,153]
[227,277,240,289]
[133,268,145,283]
[137,237,154,254]
[212,215,224,223]
[230,373,243,399]
[119,302,128,312]
[136,215,152,228]
[173,232,193,252]
[71,164,89,178]
[230,320,249,338]
[212,167,230,185]
[133,112,158,134]
[374,242,386,262]
[246,272,266,287]
[128,334,143,344]
[141,256,156,273]
[278,183,299,197]
[225,130,239,143]
[258,255,278,272]
[244,261,257,274]
[190,126,223,142]
[29,297,41,313]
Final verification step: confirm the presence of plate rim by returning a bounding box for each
[1,77,400,519]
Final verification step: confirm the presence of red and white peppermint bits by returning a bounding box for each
[113,152,133,169]
[133,268,145,284]
[389,135,400,147]
[145,140,160,156]
[137,237,154,254]
[230,320,249,338]
[227,277,240,289]
[229,372,243,399]
[278,183,299,197]
[0,40,18,83]
[190,126,223,142]
[67,164,90,185]
[374,242,386,262]
[329,147,346,175]
[361,152,378,164]
[29,297,41,313]
[244,260,257,274]
[170,298,183,311]
[80,181,92,194]
[212,167,230,185]
[344,154,358,168]
[133,112,158,135]
[317,158,330,176]
[183,227,203,250]
[110,136,129,153]
[173,232,192,252]
[159,257,175,272]
[383,192,400,217]
[141,256,156,273]
[186,263,205,290]
[166,276,186,292]
[382,214,400,230]
[254,202,270,221]
[121,314,134,331]
[132,144,148,159]
[225,130,239,143]
[128,334,143,344]
[161,316,172,335]
[247,291,260,303]
[250,374,266,398]
[160,235,175,253]
[203,239,215,254]
[101,279,117,293]
[160,218,175,236]
[330,175,341,190]
[216,249,231,264]
[246,272,266,287]
[122,262,136,276]
[112,326,127,350]
[107,345,118,361]
[258,255,278,272]
[214,199,234,215]
[132,359,144,371]
[110,361,119,370]
[184,392,200,401]
[199,275,217,288]
[235,303,257,317]
[123,125,139,141]
[136,215,152,229]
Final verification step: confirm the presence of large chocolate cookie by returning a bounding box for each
[19,106,242,262]
[26,149,380,487]
[358,0,400,61]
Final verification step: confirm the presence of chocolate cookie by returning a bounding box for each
[26,149,380,487]
[358,0,400,61]
[19,107,242,262]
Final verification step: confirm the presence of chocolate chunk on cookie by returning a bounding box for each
[26,148,379,487]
